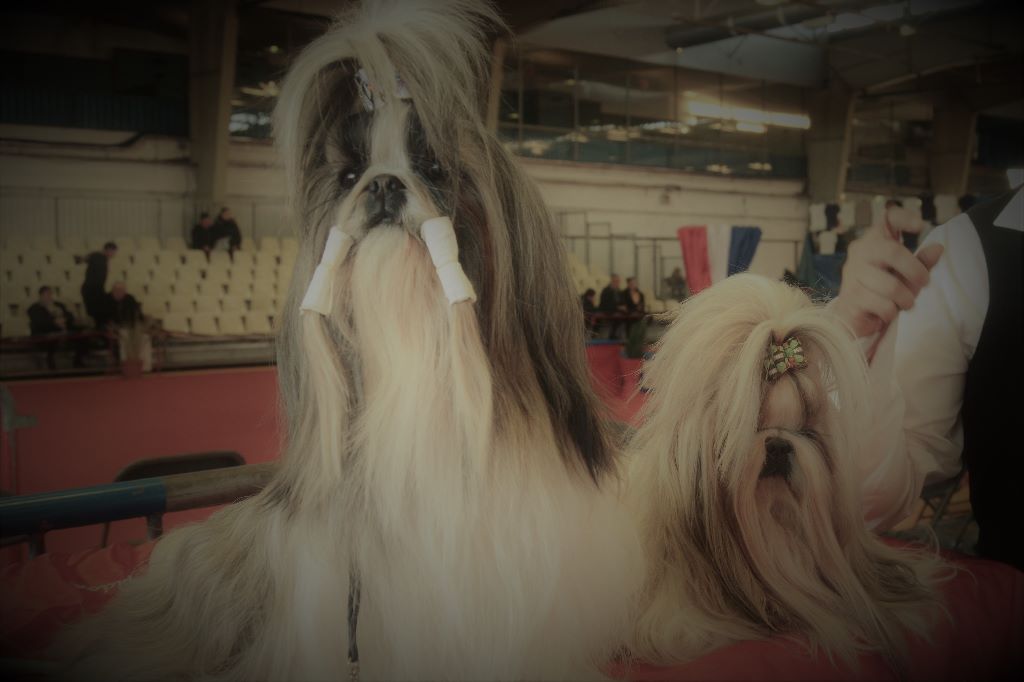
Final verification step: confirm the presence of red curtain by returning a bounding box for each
[676,226,711,294]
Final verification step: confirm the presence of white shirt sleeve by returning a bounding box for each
[858,215,989,530]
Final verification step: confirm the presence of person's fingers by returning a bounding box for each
[916,243,944,271]
[858,270,917,311]
[857,285,900,325]
[864,237,931,294]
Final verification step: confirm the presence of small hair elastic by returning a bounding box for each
[764,336,807,381]
[300,226,354,315]
[355,68,411,112]
[420,217,476,305]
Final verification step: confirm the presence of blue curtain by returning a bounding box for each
[727,226,762,276]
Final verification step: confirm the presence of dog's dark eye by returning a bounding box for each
[426,162,444,181]
[339,167,360,190]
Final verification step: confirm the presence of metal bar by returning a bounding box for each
[0,463,277,538]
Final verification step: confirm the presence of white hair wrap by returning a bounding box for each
[300,226,353,315]
[421,217,477,304]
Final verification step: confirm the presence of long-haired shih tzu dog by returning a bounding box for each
[56,1,641,679]
[626,274,945,673]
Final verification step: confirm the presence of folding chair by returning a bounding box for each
[100,451,246,545]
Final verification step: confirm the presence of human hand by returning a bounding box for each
[832,224,944,338]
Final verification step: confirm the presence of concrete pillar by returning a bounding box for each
[929,103,976,196]
[189,0,238,214]
[805,83,855,204]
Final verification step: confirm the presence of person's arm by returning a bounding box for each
[27,304,57,335]
[834,217,985,529]
[832,222,943,528]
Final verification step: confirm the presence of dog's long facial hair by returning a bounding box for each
[54,2,642,680]
[626,275,946,675]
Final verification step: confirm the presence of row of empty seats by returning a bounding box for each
[2,234,300,255]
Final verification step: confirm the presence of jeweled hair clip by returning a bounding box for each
[764,336,807,381]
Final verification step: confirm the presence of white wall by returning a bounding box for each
[0,125,808,292]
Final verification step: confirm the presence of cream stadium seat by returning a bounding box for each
[647,299,667,314]
[153,261,178,283]
[20,252,49,271]
[125,262,152,279]
[259,236,281,254]
[113,236,138,251]
[221,295,247,313]
[155,250,182,267]
[245,313,273,335]
[194,295,221,313]
[147,278,175,299]
[132,250,159,267]
[232,250,256,269]
[148,296,173,315]
[208,250,231,269]
[181,250,207,270]
[1,315,31,338]
[163,236,188,252]
[167,296,194,314]
[665,300,683,313]
[254,252,278,270]
[252,281,276,299]
[250,294,275,313]
[190,312,219,336]
[162,312,190,334]
[50,249,78,269]
[197,280,225,299]
[137,236,161,251]
[31,236,58,251]
[58,234,89,252]
[38,266,68,288]
[224,280,253,298]
[204,267,230,284]
[4,235,32,252]
[279,237,298,254]
[219,312,246,336]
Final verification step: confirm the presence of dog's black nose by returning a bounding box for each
[366,174,406,226]
[761,437,793,478]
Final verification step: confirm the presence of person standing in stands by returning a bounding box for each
[78,241,117,327]
[623,276,646,336]
[191,212,216,255]
[599,273,626,339]
[27,285,86,368]
[580,288,598,335]
[213,207,243,254]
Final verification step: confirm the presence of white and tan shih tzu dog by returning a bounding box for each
[626,274,945,673]
[56,1,641,679]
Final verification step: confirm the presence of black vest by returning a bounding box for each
[961,188,1024,570]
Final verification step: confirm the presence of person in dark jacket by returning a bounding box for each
[78,241,117,327]
[213,207,243,253]
[98,281,144,329]
[580,288,598,335]
[623,276,646,337]
[27,285,86,368]
[599,274,626,339]
[191,213,217,254]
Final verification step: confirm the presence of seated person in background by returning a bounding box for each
[213,207,243,253]
[97,282,144,330]
[27,285,86,368]
[599,273,626,339]
[663,267,689,301]
[191,213,216,254]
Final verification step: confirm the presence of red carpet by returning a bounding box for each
[1,367,281,559]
